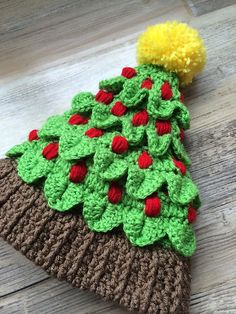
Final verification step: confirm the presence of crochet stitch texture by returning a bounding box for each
[7,64,200,257]
[0,159,191,314]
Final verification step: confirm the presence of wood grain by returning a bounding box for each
[0,1,236,313]
[186,0,236,16]
[0,0,187,78]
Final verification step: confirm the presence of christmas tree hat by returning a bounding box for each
[0,21,206,313]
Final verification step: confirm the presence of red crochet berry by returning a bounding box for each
[180,128,184,141]
[138,151,153,169]
[28,129,39,141]
[108,182,123,204]
[188,206,197,223]
[42,143,59,160]
[69,162,87,183]
[95,90,113,105]
[156,120,171,135]
[173,159,186,175]
[85,128,104,138]
[180,92,185,103]
[161,82,173,100]
[141,78,153,90]
[121,67,137,78]
[132,109,149,126]
[68,114,88,125]
[145,195,161,217]
[111,101,127,116]
[112,135,128,154]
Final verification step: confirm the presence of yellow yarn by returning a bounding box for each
[137,21,206,85]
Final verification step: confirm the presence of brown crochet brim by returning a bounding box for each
[0,159,191,314]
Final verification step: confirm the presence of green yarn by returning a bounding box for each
[6,64,200,257]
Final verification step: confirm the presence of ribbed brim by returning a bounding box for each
[0,159,191,313]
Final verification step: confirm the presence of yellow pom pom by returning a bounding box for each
[137,21,206,85]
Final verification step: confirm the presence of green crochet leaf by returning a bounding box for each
[146,120,172,156]
[123,204,166,246]
[6,141,30,157]
[38,115,69,138]
[90,103,119,129]
[166,219,196,256]
[172,135,191,166]
[161,201,187,219]
[126,162,165,199]
[119,77,148,108]
[175,103,190,129]
[94,148,128,181]
[123,197,195,256]
[169,121,191,165]
[60,125,99,160]
[139,64,177,83]
[126,153,188,200]
[99,76,125,93]
[44,159,88,211]
[83,185,123,232]
[166,173,199,205]
[145,119,189,163]
[71,92,96,114]
[147,99,190,129]
[17,140,55,183]
[121,114,146,145]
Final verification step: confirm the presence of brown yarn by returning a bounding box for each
[0,159,191,314]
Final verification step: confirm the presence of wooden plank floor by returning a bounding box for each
[0,1,236,313]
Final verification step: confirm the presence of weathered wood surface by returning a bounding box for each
[186,0,236,16]
[0,1,236,313]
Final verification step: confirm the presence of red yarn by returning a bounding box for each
[111,101,127,116]
[141,78,153,90]
[156,120,171,135]
[173,159,186,175]
[180,92,185,103]
[85,128,104,138]
[145,195,161,217]
[68,114,88,125]
[108,182,123,204]
[95,90,113,105]
[180,128,184,141]
[188,206,197,223]
[112,135,128,154]
[69,162,87,183]
[138,151,153,169]
[42,143,59,160]
[132,109,149,126]
[161,82,173,100]
[28,129,39,141]
[121,67,137,79]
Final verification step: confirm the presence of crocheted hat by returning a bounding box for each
[0,21,206,313]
